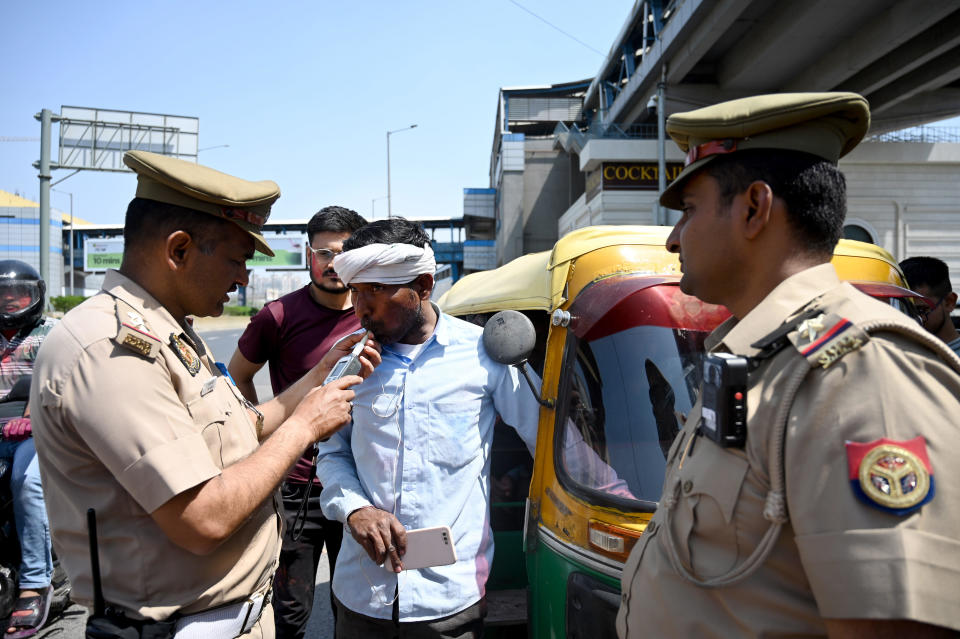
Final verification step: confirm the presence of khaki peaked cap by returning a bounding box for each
[660,92,870,209]
[123,150,280,256]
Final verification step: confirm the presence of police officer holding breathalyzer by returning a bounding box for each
[617,94,960,637]
[30,150,379,639]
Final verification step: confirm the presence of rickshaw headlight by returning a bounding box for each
[588,520,644,562]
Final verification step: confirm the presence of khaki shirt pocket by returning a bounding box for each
[186,377,242,470]
[668,439,749,578]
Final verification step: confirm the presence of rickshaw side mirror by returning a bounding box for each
[483,310,537,366]
[483,311,554,408]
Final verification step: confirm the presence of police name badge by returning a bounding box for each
[170,333,201,376]
[845,436,934,515]
[201,376,218,396]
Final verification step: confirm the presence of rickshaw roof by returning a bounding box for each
[437,250,553,315]
[437,225,907,315]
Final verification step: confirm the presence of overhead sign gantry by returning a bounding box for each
[34,106,199,286]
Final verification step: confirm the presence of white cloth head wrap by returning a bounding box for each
[333,243,437,285]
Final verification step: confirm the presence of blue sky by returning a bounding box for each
[4,2,958,226]
[1,1,633,224]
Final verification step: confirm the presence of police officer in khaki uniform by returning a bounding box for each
[30,151,379,638]
[616,94,960,637]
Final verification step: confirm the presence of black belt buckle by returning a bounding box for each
[86,609,176,639]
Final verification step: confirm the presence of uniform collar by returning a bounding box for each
[101,269,188,340]
[707,263,840,356]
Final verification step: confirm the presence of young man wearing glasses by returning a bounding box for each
[229,205,368,639]
[900,256,960,357]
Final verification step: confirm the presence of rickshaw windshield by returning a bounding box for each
[555,278,730,511]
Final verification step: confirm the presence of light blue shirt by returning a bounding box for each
[317,310,540,621]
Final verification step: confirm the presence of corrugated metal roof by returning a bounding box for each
[0,190,38,208]
[0,190,97,225]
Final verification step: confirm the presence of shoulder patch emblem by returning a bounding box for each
[169,333,201,376]
[788,312,869,368]
[845,437,934,515]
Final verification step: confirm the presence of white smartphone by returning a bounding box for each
[385,525,458,571]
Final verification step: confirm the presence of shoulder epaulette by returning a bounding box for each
[750,307,823,362]
[786,311,869,369]
[112,299,161,359]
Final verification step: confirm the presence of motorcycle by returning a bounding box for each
[0,375,71,623]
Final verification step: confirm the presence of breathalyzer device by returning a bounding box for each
[310,330,369,457]
[323,330,370,386]
[699,352,749,448]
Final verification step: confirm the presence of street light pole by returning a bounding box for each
[371,195,388,220]
[386,124,417,219]
[52,189,75,295]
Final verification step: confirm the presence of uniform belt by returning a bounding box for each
[173,585,271,639]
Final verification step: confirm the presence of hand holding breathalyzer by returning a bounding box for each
[324,331,371,384]
[316,330,381,385]
[290,377,359,444]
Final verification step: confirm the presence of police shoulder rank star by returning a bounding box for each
[113,301,161,359]
[788,312,869,369]
[170,333,201,376]
[845,436,934,515]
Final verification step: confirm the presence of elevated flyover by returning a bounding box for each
[586,0,960,133]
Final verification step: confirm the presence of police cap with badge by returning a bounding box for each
[123,149,280,257]
[659,91,870,210]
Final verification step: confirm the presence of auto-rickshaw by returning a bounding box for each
[437,225,923,639]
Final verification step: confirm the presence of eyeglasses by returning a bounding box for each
[918,294,947,320]
[307,247,342,261]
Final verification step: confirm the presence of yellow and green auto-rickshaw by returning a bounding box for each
[437,225,924,639]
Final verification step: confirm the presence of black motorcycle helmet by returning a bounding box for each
[0,260,45,331]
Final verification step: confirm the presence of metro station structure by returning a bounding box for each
[472,0,960,276]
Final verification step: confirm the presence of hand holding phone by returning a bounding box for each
[385,526,458,572]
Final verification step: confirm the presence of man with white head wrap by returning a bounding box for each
[317,218,541,638]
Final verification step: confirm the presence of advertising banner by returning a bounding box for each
[247,233,307,270]
[84,237,125,272]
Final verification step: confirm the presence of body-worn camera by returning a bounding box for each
[699,352,748,448]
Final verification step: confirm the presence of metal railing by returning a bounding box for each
[866,126,960,143]
[553,121,660,154]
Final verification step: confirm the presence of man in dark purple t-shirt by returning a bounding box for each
[229,206,367,639]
